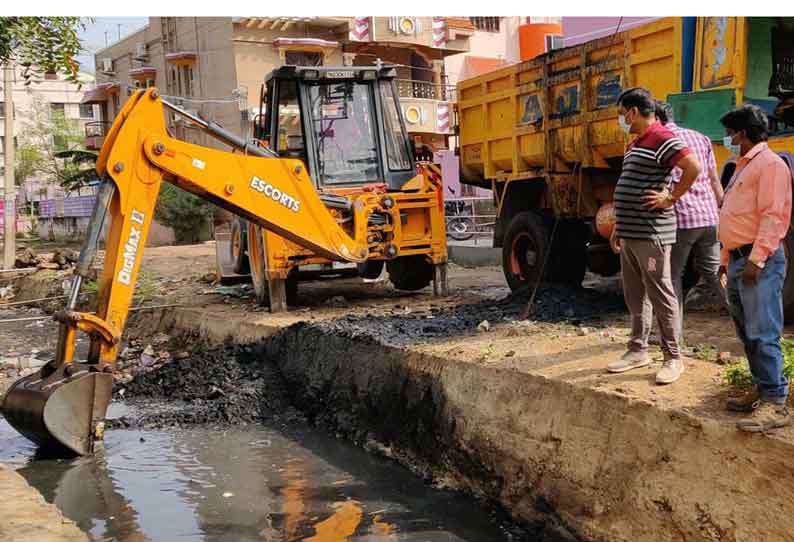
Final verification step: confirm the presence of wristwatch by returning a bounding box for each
[749,257,766,269]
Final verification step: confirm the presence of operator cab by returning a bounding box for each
[254,65,416,192]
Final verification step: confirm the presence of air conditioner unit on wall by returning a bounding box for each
[101,58,114,74]
[134,43,148,60]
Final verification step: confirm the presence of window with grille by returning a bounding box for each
[79,103,94,119]
[470,17,500,33]
[545,35,563,52]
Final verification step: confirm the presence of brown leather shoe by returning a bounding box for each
[726,386,760,412]
[736,402,791,433]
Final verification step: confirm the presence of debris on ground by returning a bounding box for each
[324,295,348,307]
[477,320,491,332]
[317,284,625,347]
[109,343,296,429]
[0,285,15,301]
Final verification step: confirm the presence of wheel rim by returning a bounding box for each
[510,231,539,282]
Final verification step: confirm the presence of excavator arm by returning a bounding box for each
[1,88,392,455]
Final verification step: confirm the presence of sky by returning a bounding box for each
[76,17,149,73]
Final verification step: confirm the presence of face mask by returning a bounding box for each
[723,134,741,156]
[618,114,632,134]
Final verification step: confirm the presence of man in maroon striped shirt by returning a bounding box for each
[655,101,725,344]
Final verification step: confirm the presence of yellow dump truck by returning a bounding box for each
[457,16,794,318]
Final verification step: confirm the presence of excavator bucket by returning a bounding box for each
[1,362,113,456]
[1,180,117,456]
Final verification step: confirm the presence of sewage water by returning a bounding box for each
[0,405,529,542]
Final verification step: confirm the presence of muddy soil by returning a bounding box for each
[112,341,302,429]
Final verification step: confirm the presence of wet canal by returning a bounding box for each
[1,406,529,541]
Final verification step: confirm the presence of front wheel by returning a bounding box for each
[230,218,250,274]
[387,256,434,291]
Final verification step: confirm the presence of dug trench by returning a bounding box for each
[115,285,794,542]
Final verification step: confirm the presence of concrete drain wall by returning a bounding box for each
[155,308,794,542]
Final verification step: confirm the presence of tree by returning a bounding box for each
[154,184,214,244]
[13,97,87,189]
[0,17,87,84]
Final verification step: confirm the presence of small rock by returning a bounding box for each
[504,350,516,357]
[477,320,491,332]
[199,272,216,284]
[577,327,591,336]
[174,351,190,360]
[717,351,732,365]
[222,491,234,498]
[324,295,348,307]
[151,332,170,346]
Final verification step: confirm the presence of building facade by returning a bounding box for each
[0,67,99,237]
[88,16,473,158]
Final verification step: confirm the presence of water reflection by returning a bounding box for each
[2,416,526,542]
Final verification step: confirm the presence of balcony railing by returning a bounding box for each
[396,79,457,102]
[84,121,112,150]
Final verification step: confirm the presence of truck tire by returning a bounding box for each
[550,221,587,286]
[357,260,385,280]
[387,256,433,291]
[502,211,549,293]
[230,218,250,275]
[782,228,794,324]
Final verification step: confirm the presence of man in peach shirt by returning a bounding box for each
[718,104,793,432]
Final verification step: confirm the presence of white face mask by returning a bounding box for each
[618,114,632,134]
[723,134,741,156]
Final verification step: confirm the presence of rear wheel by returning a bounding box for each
[502,211,549,293]
[230,218,250,274]
[387,255,434,291]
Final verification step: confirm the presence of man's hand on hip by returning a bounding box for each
[719,265,728,289]
[643,189,675,210]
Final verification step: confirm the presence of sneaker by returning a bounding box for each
[607,351,651,373]
[656,358,684,384]
[736,401,791,433]
[726,385,761,413]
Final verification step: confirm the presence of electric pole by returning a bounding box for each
[3,62,15,269]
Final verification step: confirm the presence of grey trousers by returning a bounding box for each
[670,225,722,341]
[620,238,681,360]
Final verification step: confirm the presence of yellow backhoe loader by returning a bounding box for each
[1,65,448,456]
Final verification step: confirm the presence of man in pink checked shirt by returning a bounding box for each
[655,101,725,346]
[718,104,792,432]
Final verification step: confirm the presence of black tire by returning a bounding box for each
[387,255,434,291]
[502,211,550,293]
[357,260,385,279]
[550,221,587,286]
[782,227,794,324]
[230,218,250,275]
[447,217,475,241]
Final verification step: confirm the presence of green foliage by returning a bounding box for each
[0,17,87,84]
[12,98,94,190]
[154,184,214,244]
[722,338,794,388]
[54,149,99,192]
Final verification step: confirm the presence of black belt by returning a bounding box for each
[729,243,754,260]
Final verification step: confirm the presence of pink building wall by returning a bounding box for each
[562,17,660,47]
